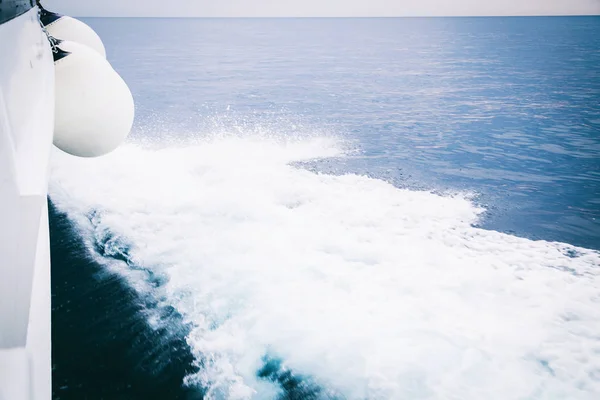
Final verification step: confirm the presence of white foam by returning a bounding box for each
[50,135,600,400]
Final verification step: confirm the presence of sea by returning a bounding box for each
[49,17,600,399]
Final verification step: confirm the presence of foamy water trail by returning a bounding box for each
[50,134,600,400]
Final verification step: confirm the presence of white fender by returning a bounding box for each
[53,41,134,158]
[46,16,106,58]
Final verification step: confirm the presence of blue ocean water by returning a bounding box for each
[100,16,600,248]
[50,17,600,399]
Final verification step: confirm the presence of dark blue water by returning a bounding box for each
[50,201,203,399]
[51,17,600,399]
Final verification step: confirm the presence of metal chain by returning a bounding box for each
[37,6,59,54]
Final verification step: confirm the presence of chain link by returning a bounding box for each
[37,6,59,54]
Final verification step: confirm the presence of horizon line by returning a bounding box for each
[73,14,600,18]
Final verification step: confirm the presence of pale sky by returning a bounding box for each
[43,0,600,17]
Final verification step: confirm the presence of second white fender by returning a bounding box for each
[53,41,134,158]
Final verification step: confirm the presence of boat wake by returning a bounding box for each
[50,133,600,400]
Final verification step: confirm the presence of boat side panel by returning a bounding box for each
[0,6,54,400]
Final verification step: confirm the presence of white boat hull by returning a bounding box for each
[0,6,54,400]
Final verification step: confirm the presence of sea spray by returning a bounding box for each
[51,135,600,400]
